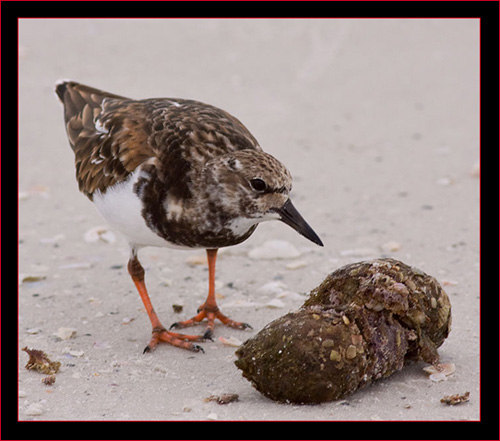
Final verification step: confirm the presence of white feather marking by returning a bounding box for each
[165,194,184,221]
[92,170,188,249]
[94,118,108,134]
[227,212,279,237]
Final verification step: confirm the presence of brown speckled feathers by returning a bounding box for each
[56,81,261,200]
[55,81,323,354]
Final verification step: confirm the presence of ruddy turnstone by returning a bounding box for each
[56,81,323,353]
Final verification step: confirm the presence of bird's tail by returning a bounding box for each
[55,80,128,124]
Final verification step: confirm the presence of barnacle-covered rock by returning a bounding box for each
[235,307,370,403]
[235,258,452,404]
[304,258,451,364]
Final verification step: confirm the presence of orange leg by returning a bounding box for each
[170,248,252,339]
[128,253,204,353]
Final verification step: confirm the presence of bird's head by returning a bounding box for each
[201,149,323,247]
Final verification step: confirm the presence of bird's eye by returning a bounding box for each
[250,178,267,192]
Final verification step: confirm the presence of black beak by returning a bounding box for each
[275,199,324,247]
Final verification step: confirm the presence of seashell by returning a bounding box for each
[265,298,285,309]
[39,234,66,244]
[25,404,44,416]
[54,327,77,340]
[84,225,116,243]
[423,362,455,377]
[58,262,92,270]
[185,254,207,265]
[470,160,480,177]
[204,393,239,404]
[20,274,46,285]
[258,281,287,295]
[429,372,447,382]
[219,336,243,347]
[68,350,84,357]
[285,260,308,270]
[380,240,401,252]
[248,240,301,260]
[339,248,377,257]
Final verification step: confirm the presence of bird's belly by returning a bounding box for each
[92,172,190,250]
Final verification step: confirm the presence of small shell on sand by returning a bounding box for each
[84,225,116,243]
[53,327,77,340]
[248,240,301,260]
[423,363,455,382]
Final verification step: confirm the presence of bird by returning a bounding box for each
[55,80,323,353]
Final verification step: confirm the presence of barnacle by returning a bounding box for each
[235,258,452,404]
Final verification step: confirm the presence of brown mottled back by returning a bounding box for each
[56,81,261,201]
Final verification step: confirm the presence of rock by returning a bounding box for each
[235,258,452,404]
[236,308,371,404]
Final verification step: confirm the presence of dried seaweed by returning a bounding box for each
[22,347,61,375]
[204,393,239,405]
[440,391,469,405]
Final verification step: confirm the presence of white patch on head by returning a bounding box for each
[227,217,258,237]
[262,211,281,222]
[227,212,280,237]
[168,100,181,107]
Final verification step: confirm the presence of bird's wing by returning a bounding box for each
[56,81,157,199]
[56,81,261,201]
[139,98,262,200]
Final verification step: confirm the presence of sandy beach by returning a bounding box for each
[18,19,479,421]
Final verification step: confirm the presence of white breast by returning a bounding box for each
[92,170,189,250]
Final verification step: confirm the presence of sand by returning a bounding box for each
[19,19,479,421]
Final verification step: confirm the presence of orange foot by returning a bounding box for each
[144,326,205,353]
[128,253,206,354]
[170,304,252,340]
[170,249,252,339]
